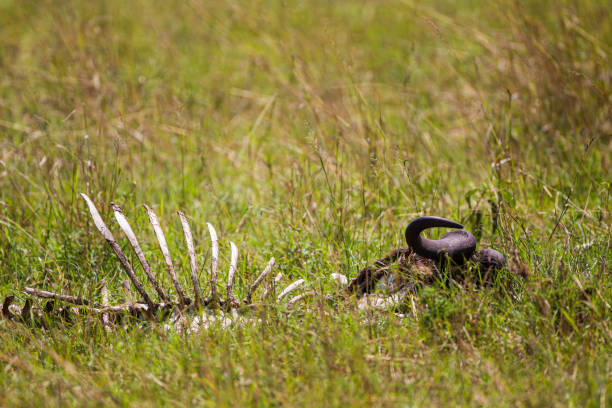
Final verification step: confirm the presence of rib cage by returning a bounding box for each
[0,194,312,330]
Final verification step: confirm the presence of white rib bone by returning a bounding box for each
[287,291,315,307]
[206,223,219,303]
[81,194,155,309]
[144,204,188,306]
[100,280,111,330]
[113,203,169,302]
[246,257,275,303]
[178,211,203,308]
[24,287,95,307]
[277,279,305,301]
[226,242,238,303]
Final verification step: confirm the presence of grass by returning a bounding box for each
[0,0,610,406]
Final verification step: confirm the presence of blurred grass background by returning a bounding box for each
[0,0,610,406]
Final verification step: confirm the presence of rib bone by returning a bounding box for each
[25,287,97,307]
[113,203,169,302]
[246,257,275,304]
[287,291,315,307]
[144,204,188,306]
[100,280,110,330]
[179,211,203,308]
[226,242,238,305]
[277,279,305,301]
[81,193,155,309]
[206,223,219,304]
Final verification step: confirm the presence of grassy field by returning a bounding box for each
[0,0,610,406]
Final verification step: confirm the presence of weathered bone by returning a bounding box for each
[81,194,155,309]
[246,257,275,304]
[144,204,188,306]
[25,286,163,315]
[226,242,238,306]
[206,223,219,305]
[178,211,203,308]
[25,287,96,307]
[113,203,169,302]
[277,279,305,301]
[287,291,315,307]
[100,280,110,330]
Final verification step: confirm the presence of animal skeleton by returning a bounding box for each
[1,196,508,330]
[1,194,309,331]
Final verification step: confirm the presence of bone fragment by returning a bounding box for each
[330,273,348,286]
[246,257,275,304]
[100,280,110,330]
[277,279,305,301]
[287,291,315,307]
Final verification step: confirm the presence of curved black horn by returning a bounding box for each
[405,216,476,264]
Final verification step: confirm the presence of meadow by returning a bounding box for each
[0,0,610,406]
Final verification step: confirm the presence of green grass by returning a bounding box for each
[0,0,610,406]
